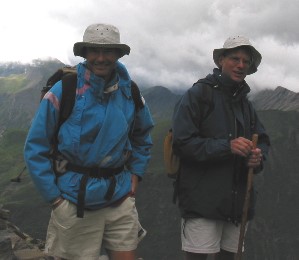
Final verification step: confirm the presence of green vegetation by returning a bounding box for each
[0,128,49,239]
[0,129,28,203]
[0,74,29,94]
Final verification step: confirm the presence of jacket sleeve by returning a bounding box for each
[23,82,62,203]
[172,85,232,163]
[126,102,154,179]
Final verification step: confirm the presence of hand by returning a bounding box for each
[247,148,262,168]
[230,137,253,157]
[131,174,139,196]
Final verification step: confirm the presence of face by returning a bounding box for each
[85,47,120,80]
[218,48,252,83]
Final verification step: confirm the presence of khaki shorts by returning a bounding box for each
[181,218,248,254]
[45,197,138,260]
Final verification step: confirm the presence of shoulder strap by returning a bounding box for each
[52,72,77,150]
[247,100,256,132]
[200,84,214,102]
[59,73,77,126]
[192,83,215,122]
[130,80,144,111]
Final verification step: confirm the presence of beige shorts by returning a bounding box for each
[181,218,248,254]
[45,197,138,260]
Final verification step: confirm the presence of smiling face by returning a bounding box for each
[218,47,252,83]
[85,47,120,80]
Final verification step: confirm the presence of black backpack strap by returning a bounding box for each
[241,98,256,139]
[131,80,144,111]
[52,72,77,151]
[198,84,215,121]
[59,73,77,126]
[248,100,256,132]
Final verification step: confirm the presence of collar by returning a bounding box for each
[213,68,250,99]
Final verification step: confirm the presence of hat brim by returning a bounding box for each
[213,45,262,75]
[73,42,130,58]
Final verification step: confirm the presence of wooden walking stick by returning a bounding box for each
[236,134,259,260]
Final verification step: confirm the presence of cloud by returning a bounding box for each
[0,0,298,92]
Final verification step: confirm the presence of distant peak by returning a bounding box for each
[143,85,176,96]
[274,86,296,94]
[151,85,170,91]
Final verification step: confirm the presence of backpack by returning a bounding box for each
[163,84,214,179]
[164,129,180,178]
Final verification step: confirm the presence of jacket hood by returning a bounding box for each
[196,68,219,86]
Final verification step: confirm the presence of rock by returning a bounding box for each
[0,219,7,230]
[0,236,17,260]
[0,208,10,220]
[0,207,47,260]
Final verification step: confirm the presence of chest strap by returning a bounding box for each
[63,163,124,218]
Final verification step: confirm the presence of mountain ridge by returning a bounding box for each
[251,86,299,111]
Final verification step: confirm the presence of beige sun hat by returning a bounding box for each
[213,35,262,75]
[73,23,130,58]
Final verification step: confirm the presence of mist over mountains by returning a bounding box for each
[0,60,298,259]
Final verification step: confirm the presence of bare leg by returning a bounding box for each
[106,249,136,260]
[185,251,208,260]
[214,249,236,260]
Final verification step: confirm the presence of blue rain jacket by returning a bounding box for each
[24,61,154,209]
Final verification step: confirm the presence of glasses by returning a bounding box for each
[226,55,252,67]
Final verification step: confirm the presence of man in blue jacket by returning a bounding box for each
[172,36,270,260]
[24,23,154,260]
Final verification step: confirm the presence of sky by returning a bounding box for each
[1,0,299,93]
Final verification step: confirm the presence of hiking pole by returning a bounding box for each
[236,134,259,260]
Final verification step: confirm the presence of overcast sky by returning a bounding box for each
[1,0,298,92]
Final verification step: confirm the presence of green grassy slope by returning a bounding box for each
[0,74,29,94]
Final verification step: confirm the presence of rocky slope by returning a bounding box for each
[251,86,299,111]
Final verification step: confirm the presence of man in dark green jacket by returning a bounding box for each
[172,36,270,260]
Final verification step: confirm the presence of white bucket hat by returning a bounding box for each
[73,23,130,58]
[213,35,262,75]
